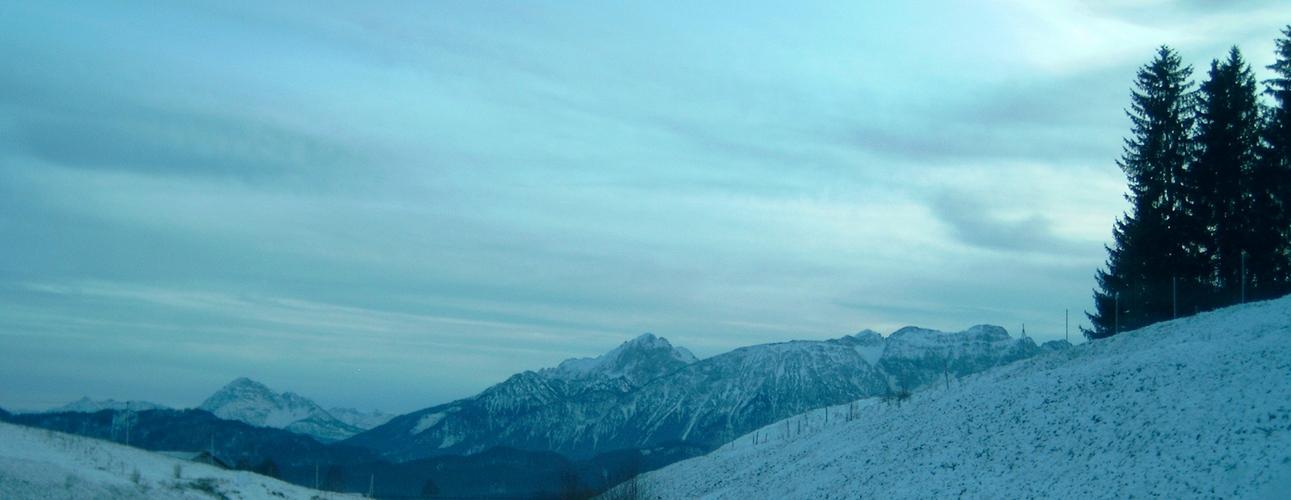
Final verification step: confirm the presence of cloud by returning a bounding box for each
[0,81,367,185]
[822,62,1135,166]
[931,191,1087,255]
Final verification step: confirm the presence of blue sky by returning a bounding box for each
[1,1,1288,413]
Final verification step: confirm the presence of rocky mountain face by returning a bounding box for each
[198,378,362,443]
[541,332,698,386]
[347,327,1059,462]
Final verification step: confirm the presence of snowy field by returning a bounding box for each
[635,296,1291,499]
[0,421,359,500]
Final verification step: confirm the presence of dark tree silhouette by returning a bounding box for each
[1255,26,1291,299]
[558,469,591,500]
[252,458,280,479]
[322,465,346,492]
[420,478,440,498]
[1190,47,1264,307]
[1089,33,1291,339]
[1088,46,1198,338]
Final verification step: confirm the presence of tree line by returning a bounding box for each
[1087,26,1291,339]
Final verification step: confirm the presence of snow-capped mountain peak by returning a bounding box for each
[197,378,360,442]
[544,333,698,386]
[198,378,319,428]
[846,329,885,345]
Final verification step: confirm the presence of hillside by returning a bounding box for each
[0,408,380,487]
[631,296,1291,499]
[0,421,358,500]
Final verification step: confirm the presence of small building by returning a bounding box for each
[156,450,230,469]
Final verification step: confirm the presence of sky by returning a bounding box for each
[1,1,1288,414]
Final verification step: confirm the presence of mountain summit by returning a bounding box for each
[198,378,362,443]
[542,333,698,385]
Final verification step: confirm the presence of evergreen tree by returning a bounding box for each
[1087,47,1196,339]
[420,478,440,498]
[1255,26,1291,299]
[323,465,346,492]
[1190,47,1263,307]
[252,458,280,479]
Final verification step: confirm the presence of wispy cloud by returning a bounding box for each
[931,191,1088,255]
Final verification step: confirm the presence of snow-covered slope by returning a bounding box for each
[0,421,358,499]
[198,378,361,443]
[633,296,1291,499]
[327,407,395,430]
[42,398,171,414]
[349,328,1053,462]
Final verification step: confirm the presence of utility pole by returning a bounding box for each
[1114,293,1119,335]
[1065,309,1069,342]
[1241,250,1247,304]
[368,473,375,498]
[1172,275,1177,319]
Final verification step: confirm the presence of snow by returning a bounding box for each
[411,412,446,435]
[546,333,698,383]
[198,378,320,429]
[438,433,461,449]
[354,322,1047,462]
[852,345,884,366]
[327,407,395,430]
[0,421,359,499]
[198,378,361,442]
[635,296,1291,499]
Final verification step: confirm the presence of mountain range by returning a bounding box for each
[37,379,396,443]
[345,327,1064,461]
[42,397,172,414]
[1,323,1066,496]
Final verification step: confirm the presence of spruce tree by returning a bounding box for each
[1255,26,1291,299]
[1087,46,1196,339]
[1190,47,1263,307]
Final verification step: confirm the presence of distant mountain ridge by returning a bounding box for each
[41,397,171,414]
[346,327,1063,462]
[32,379,394,443]
[197,378,364,443]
